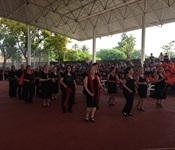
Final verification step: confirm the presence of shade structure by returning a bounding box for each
[0,0,175,41]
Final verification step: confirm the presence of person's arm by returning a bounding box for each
[39,74,50,82]
[84,76,94,96]
[97,76,105,90]
[136,75,146,85]
[107,73,115,83]
[74,79,77,89]
[116,75,122,83]
[121,79,133,93]
[59,77,67,88]
[155,74,165,83]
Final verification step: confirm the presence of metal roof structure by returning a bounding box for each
[0,0,175,41]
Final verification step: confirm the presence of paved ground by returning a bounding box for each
[0,80,175,150]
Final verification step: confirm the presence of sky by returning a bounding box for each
[67,22,175,57]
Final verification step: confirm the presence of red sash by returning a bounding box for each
[19,73,24,85]
[63,87,72,107]
[88,74,100,100]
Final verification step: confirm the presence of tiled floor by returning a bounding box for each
[0,81,175,150]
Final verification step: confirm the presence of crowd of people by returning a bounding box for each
[0,52,175,122]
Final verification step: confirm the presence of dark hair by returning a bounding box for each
[125,67,132,74]
[110,67,115,73]
[64,65,72,75]
[26,65,31,70]
[92,63,98,66]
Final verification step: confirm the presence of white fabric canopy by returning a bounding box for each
[0,0,175,40]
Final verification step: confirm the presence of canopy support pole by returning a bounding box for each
[141,14,146,66]
[92,28,96,63]
[27,25,31,66]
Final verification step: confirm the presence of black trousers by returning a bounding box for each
[122,92,134,114]
[17,84,24,99]
[61,89,75,113]
[9,80,17,97]
[23,84,33,104]
[35,81,40,97]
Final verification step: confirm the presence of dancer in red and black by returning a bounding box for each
[34,68,40,97]
[8,65,17,98]
[23,65,35,104]
[39,65,52,107]
[107,67,120,106]
[122,67,136,117]
[60,65,77,113]
[16,64,25,100]
[84,65,104,122]
[136,67,148,111]
[155,67,167,108]
[50,67,59,100]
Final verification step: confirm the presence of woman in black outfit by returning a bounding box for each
[23,65,35,104]
[107,67,120,106]
[122,67,136,116]
[155,67,166,108]
[50,67,59,100]
[84,65,105,122]
[136,67,148,111]
[39,65,52,107]
[60,65,77,113]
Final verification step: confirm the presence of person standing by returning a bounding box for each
[34,68,40,97]
[107,67,120,106]
[155,67,167,108]
[84,65,104,122]
[60,65,77,113]
[8,65,17,98]
[122,67,136,117]
[23,65,35,104]
[39,65,52,107]
[136,67,148,111]
[50,67,59,100]
[16,64,25,100]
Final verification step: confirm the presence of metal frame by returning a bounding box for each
[0,0,175,41]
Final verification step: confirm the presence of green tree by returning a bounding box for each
[161,41,175,58]
[81,45,89,52]
[65,49,91,61]
[131,50,141,59]
[115,33,136,60]
[0,24,17,68]
[72,43,79,50]
[0,18,69,64]
[96,48,126,60]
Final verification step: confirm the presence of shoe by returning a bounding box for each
[137,107,141,110]
[111,103,115,106]
[128,113,133,116]
[122,112,127,117]
[156,103,159,108]
[140,108,145,111]
[90,117,95,123]
[159,104,163,108]
[85,117,89,122]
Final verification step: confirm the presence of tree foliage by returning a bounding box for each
[96,48,126,60]
[65,49,91,61]
[0,18,69,66]
[0,23,17,68]
[115,33,136,60]
[131,50,141,59]
[161,41,175,57]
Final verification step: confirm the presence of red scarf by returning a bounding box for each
[19,73,24,85]
[88,74,100,100]
[63,87,72,107]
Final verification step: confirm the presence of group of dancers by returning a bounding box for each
[7,61,168,122]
